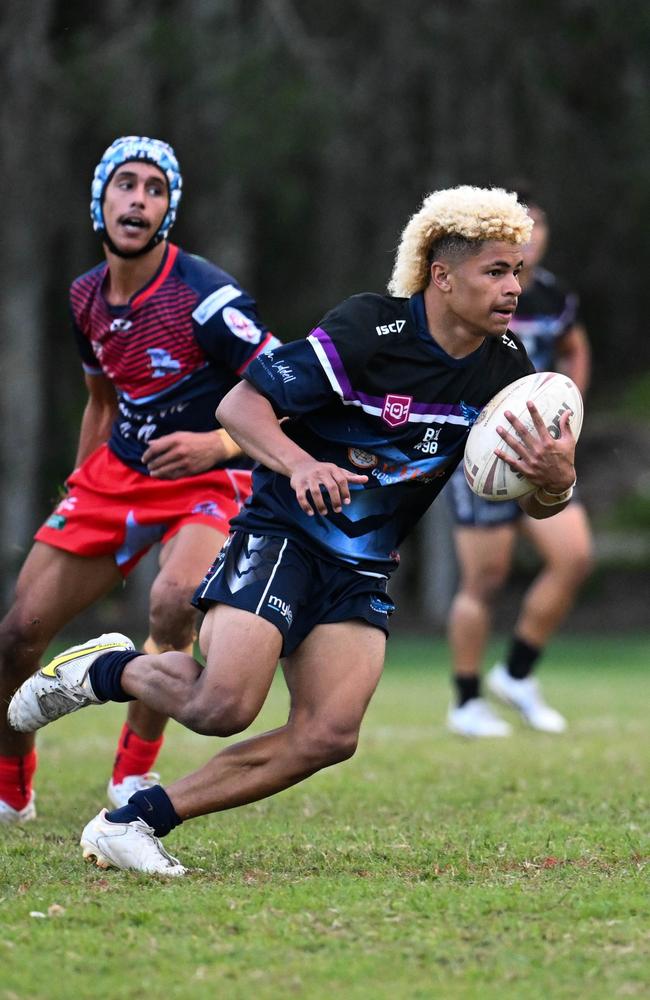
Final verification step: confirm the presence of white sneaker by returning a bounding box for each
[487,663,567,733]
[7,633,134,733]
[0,791,36,823]
[107,772,161,809]
[80,808,186,877]
[447,698,512,738]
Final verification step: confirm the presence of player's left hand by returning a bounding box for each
[494,401,576,493]
[144,430,236,479]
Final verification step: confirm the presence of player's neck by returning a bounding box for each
[103,241,167,305]
[422,290,485,359]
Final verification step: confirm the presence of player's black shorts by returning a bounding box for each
[446,463,581,528]
[191,531,395,657]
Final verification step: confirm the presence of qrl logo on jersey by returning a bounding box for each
[382,394,412,427]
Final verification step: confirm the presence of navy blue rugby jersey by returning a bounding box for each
[70,243,280,473]
[509,266,579,371]
[233,291,534,575]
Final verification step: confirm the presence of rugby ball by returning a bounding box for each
[463,372,583,501]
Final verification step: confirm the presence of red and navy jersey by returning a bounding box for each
[508,266,580,371]
[234,291,533,575]
[70,243,279,473]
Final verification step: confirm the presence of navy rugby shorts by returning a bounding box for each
[191,531,395,656]
[446,462,581,527]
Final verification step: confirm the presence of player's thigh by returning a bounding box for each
[454,523,518,591]
[157,522,227,586]
[197,602,282,713]
[522,502,593,566]
[283,620,386,730]
[4,541,121,639]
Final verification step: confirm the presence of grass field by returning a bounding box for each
[2,635,649,999]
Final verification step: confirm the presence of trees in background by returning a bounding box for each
[2,0,649,602]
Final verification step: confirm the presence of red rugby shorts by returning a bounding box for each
[35,444,251,576]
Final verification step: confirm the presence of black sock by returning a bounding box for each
[105,785,182,838]
[453,674,480,706]
[88,650,143,702]
[506,637,541,680]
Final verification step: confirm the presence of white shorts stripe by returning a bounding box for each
[198,549,227,600]
[255,537,288,616]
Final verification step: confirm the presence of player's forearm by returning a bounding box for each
[217,383,312,478]
[74,401,115,467]
[519,480,575,520]
[213,428,242,463]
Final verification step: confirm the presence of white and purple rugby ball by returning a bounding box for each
[463,371,583,501]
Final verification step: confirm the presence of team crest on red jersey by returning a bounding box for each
[382,394,412,427]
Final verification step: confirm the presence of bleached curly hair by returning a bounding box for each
[388,185,533,297]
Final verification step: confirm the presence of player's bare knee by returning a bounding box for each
[293,722,359,768]
[548,546,594,589]
[0,608,51,675]
[179,690,258,737]
[464,567,507,605]
[148,577,197,649]
[573,547,595,584]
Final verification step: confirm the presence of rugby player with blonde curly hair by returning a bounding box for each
[9,186,579,876]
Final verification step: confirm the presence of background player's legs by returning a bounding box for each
[514,503,593,650]
[109,523,227,803]
[486,504,593,732]
[0,543,121,816]
[161,618,385,819]
[446,524,517,736]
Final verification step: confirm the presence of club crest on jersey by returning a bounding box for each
[109,318,133,332]
[223,306,262,344]
[147,348,182,377]
[348,447,378,469]
[382,394,412,427]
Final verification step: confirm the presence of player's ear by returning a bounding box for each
[430,261,451,292]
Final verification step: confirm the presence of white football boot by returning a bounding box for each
[487,663,567,733]
[7,633,135,733]
[447,697,512,738]
[107,772,161,809]
[0,791,36,823]
[80,809,186,877]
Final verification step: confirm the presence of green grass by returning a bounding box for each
[2,636,649,999]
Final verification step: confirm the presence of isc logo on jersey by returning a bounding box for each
[376,320,406,336]
[223,306,262,344]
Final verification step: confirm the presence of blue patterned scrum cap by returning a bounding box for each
[90,136,183,241]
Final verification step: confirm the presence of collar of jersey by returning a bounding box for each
[408,292,488,368]
[100,242,179,314]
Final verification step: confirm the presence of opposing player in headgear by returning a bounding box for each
[0,136,279,823]
[10,185,578,875]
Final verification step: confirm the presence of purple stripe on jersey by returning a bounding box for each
[310,327,355,398]
[311,326,467,419]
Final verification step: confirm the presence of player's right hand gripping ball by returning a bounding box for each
[463,371,583,501]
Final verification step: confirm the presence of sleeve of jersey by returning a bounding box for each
[242,298,373,417]
[70,306,102,375]
[192,285,280,375]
